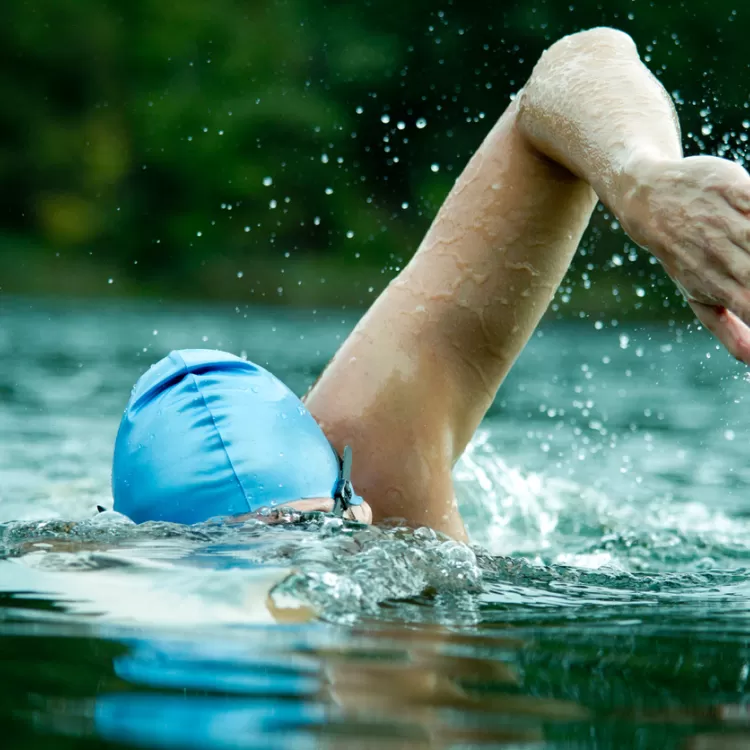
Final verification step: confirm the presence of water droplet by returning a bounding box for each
[263,176,273,187]
[396,121,405,130]
[416,118,427,129]
[346,230,354,238]
[381,114,391,124]
[321,153,329,164]
[635,287,646,298]
[269,199,277,209]
[237,271,244,278]
[619,334,630,349]
[244,226,251,232]
[196,231,202,237]
[430,163,440,172]
[356,106,363,114]
[325,187,334,195]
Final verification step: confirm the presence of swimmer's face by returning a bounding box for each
[231,497,372,525]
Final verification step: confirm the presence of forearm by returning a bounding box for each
[517,27,682,210]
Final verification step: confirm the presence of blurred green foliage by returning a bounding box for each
[0,0,748,312]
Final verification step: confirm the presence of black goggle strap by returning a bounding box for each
[332,445,362,516]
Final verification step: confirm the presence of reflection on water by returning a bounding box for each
[1,297,750,748]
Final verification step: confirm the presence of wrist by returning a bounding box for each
[616,151,660,202]
[613,152,674,245]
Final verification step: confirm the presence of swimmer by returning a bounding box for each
[113,28,750,542]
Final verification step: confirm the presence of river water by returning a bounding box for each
[1,296,749,749]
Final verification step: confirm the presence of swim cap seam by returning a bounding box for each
[184,370,253,517]
[131,353,253,412]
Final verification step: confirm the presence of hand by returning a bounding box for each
[617,154,750,363]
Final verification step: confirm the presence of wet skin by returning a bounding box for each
[299,28,750,541]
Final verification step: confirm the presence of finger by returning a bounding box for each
[727,238,750,287]
[722,280,750,329]
[688,300,750,364]
[674,277,717,307]
[674,264,728,308]
[722,216,750,280]
[723,181,750,215]
[680,266,750,328]
[683,233,750,300]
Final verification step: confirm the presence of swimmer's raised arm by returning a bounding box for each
[305,28,750,539]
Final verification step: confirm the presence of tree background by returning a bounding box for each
[0,0,747,318]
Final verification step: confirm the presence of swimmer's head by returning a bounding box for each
[112,349,367,525]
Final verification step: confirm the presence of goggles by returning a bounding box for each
[331,445,364,517]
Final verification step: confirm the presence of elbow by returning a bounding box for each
[516,26,638,159]
[563,26,635,46]
[520,26,638,109]
[544,27,637,60]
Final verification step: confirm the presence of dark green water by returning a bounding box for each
[1,296,750,749]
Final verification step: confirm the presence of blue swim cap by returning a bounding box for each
[112,349,356,525]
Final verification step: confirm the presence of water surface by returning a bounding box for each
[1,296,749,749]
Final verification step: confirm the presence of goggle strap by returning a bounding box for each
[333,444,360,516]
[341,445,353,484]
